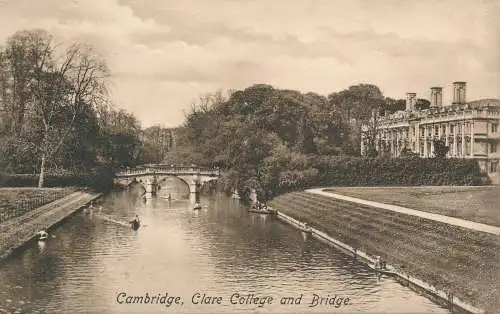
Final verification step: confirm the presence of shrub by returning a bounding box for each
[0,165,115,191]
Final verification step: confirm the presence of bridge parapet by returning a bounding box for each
[116,166,220,178]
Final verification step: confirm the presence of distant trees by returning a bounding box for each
[416,98,431,110]
[141,126,176,163]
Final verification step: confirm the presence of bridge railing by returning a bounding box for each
[116,166,220,177]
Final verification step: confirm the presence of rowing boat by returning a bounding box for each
[248,209,276,215]
[367,263,396,276]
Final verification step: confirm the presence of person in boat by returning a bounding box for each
[381,260,387,270]
[130,215,140,229]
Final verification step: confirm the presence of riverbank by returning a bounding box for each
[271,190,499,313]
[0,189,102,263]
[0,188,75,223]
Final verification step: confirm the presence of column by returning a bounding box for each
[415,126,419,154]
[454,131,458,157]
[445,123,449,157]
[396,130,400,156]
[389,132,393,156]
[144,178,156,199]
[461,122,466,156]
[430,124,435,157]
[470,121,475,157]
[423,127,428,157]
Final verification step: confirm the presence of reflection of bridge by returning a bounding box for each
[115,165,220,198]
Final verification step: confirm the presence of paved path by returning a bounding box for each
[306,188,500,236]
[0,191,99,260]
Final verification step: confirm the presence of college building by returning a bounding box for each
[360,82,500,184]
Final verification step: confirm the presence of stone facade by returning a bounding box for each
[361,82,500,184]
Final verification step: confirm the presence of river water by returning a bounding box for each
[0,189,449,313]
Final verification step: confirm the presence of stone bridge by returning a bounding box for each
[115,165,220,198]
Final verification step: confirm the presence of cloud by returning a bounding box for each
[0,0,498,127]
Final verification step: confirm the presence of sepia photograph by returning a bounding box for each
[0,0,499,313]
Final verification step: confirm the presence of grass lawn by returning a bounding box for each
[324,186,500,227]
[0,188,75,223]
[272,191,500,312]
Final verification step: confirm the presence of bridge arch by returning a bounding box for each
[156,176,191,199]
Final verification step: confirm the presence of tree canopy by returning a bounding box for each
[175,83,415,201]
[0,29,168,185]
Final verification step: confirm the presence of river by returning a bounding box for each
[0,189,449,313]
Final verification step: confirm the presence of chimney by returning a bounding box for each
[430,87,443,107]
[452,82,466,104]
[406,92,417,111]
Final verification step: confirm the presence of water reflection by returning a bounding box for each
[0,190,450,313]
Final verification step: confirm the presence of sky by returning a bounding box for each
[0,0,498,127]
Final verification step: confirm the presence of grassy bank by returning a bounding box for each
[271,191,500,313]
[0,188,75,224]
[324,186,500,227]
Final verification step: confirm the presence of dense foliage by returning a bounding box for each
[0,166,115,191]
[175,85,487,201]
[0,29,172,188]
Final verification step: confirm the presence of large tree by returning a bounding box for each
[1,30,109,186]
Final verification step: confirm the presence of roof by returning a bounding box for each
[467,98,500,107]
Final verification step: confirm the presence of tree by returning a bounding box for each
[362,108,381,157]
[98,108,143,168]
[142,125,175,162]
[384,98,406,113]
[416,98,431,110]
[328,84,385,122]
[1,30,109,186]
[433,139,449,158]
[260,142,318,200]
[328,84,386,154]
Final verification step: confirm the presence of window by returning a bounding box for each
[450,125,455,134]
[491,143,498,153]
[490,161,498,173]
[421,128,425,137]
[492,123,498,133]
[435,126,439,136]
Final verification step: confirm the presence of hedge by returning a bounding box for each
[254,156,489,200]
[0,166,115,191]
[313,156,488,187]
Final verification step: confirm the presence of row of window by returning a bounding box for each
[411,123,499,137]
[412,142,498,154]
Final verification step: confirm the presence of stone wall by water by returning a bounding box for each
[0,191,101,262]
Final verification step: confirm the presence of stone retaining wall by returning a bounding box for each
[0,191,102,262]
